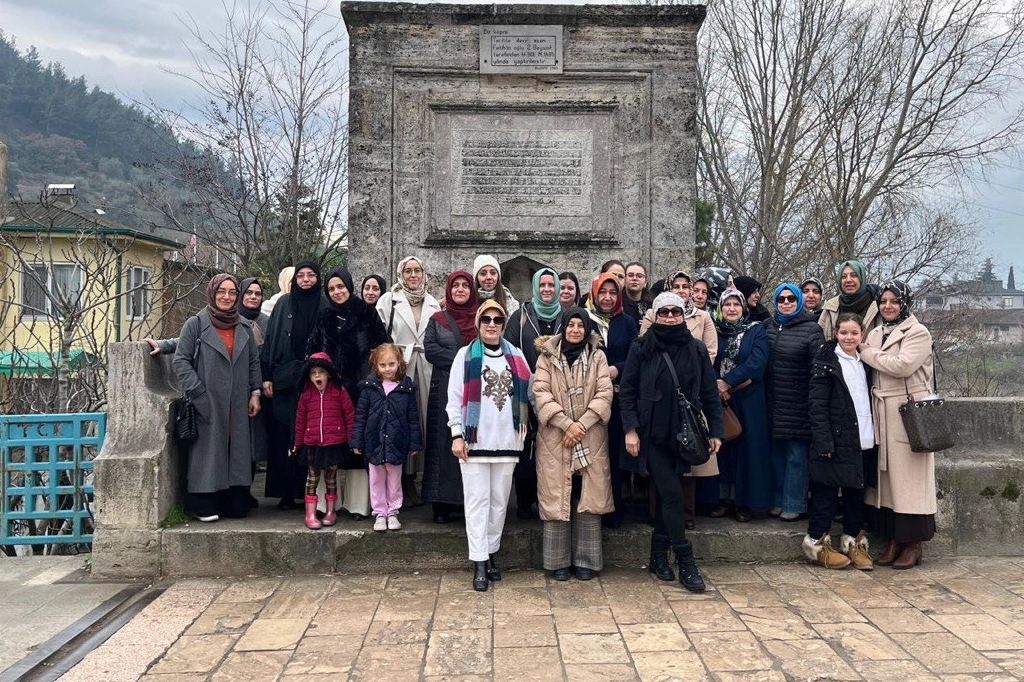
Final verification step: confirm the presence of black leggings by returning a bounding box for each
[646,444,687,545]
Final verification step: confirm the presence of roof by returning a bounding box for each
[2,200,185,249]
[0,349,98,377]
[919,309,1024,326]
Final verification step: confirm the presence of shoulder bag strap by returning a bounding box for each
[661,351,681,392]
[387,302,396,338]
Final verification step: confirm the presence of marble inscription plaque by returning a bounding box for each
[479,25,563,75]
[451,129,593,216]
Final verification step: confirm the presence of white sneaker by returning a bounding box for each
[373,516,387,532]
[196,514,219,523]
[387,516,402,531]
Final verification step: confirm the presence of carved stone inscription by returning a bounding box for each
[452,130,592,216]
[479,25,563,75]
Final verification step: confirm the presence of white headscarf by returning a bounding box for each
[394,255,428,306]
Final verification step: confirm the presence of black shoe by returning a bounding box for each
[575,567,595,581]
[433,514,449,524]
[551,567,571,581]
[673,541,706,593]
[277,498,298,511]
[247,493,260,509]
[486,554,501,581]
[473,561,489,592]
[602,516,623,529]
[649,533,676,581]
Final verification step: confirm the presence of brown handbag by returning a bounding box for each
[720,380,752,443]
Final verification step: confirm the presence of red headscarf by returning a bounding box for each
[432,270,478,344]
[589,272,623,318]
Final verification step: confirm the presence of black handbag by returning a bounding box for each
[661,352,711,466]
[899,378,954,453]
[174,397,199,442]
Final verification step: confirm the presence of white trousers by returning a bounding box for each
[460,460,516,561]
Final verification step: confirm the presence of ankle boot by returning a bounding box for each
[304,495,322,530]
[802,533,851,570]
[472,561,489,592]
[486,554,501,581]
[322,494,338,527]
[648,533,675,581]
[893,542,923,570]
[841,531,873,570]
[672,541,706,592]
[876,539,903,566]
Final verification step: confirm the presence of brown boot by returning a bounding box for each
[802,534,851,570]
[876,540,903,566]
[841,532,874,571]
[893,542,923,570]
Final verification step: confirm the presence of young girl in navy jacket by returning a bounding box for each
[352,343,424,531]
[291,352,355,530]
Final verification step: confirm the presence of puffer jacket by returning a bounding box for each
[765,309,825,440]
[808,341,871,489]
[352,375,424,466]
[293,382,355,448]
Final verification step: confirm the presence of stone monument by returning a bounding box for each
[342,3,705,292]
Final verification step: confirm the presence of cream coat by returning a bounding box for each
[819,297,881,340]
[533,334,615,521]
[860,315,937,515]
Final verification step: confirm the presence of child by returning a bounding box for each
[352,343,423,531]
[803,313,875,569]
[291,352,355,530]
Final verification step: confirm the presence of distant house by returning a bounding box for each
[918,265,1024,345]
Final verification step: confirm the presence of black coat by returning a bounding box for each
[352,375,424,466]
[422,316,466,505]
[765,310,825,440]
[505,303,561,372]
[305,298,389,403]
[261,292,328,423]
[808,341,872,489]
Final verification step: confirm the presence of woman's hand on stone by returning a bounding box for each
[452,437,468,461]
[143,338,160,356]
[625,429,640,457]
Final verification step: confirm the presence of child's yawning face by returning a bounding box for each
[310,367,329,391]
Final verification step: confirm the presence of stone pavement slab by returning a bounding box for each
[42,557,1024,681]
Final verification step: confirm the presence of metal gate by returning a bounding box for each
[0,413,104,547]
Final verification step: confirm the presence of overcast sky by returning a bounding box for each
[2,0,1023,283]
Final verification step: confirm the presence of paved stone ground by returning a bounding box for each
[0,556,130,674]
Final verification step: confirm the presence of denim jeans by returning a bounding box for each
[771,439,809,514]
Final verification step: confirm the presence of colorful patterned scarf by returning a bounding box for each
[461,336,531,445]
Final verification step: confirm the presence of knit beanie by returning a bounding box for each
[652,291,687,313]
[473,255,501,279]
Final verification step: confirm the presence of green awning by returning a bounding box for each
[0,350,97,377]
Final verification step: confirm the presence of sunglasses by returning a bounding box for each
[656,307,685,318]
[776,295,798,303]
[479,315,505,326]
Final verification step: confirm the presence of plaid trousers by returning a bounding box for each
[542,506,602,571]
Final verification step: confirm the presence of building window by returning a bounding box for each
[21,263,83,318]
[127,266,152,319]
[1004,297,1014,308]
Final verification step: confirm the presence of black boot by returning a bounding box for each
[486,554,501,581]
[473,561,489,592]
[673,540,706,592]
[649,533,675,581]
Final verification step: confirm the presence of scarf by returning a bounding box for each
[559,307,593,368]
[585,272,623,340]
[433,270,478,344]
[801,277,825,308]
[531,267,562,323]
[461,335,531,445]
[836,259,873,315]
[289,260,322,358]
[642,318,695,363]
[772,283,805,325]
[395,255,428,307]
[879,279,913,332]
[207,273,242,330]
[324,266,356,315]
[715,288,753,375]
[665,271,697,319]
[237,277,264,345]
[556,309,594,471]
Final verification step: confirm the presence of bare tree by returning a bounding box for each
[140,0,349,281]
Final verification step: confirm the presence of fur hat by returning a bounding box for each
[302,351,339,382]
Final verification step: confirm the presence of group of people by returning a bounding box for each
[158,254,938,592]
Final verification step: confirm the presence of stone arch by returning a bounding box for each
[500,255,554,305]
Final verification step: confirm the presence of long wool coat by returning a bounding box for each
[860,315,937,515]
[533,334,615,521]
[172,310,262,494]
[422,315,466,505]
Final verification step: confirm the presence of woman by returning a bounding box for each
[622,262,653,325]
[558,271,581,310]
[473,255,519,314]
[692,276,712,312]
[601,259,627,288]
[765,283,826,521]
[360,274,387,307]
[376,256,442,505]
[639,272,717,360]
[238,278,271,505]
[423,271,478,524]
[819,260,880,339]
[306,266,389,519]
[534,308,614,580]
[261,261,327,510]
[801,278,825,319]
[173,274,262,521]
[584,271,639,527]
[447,300,532,591]
[711,288,771,522]
[860,281,936,570]
[620,292,724,592]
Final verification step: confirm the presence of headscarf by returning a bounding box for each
[531,268,562,323]
[558,306,595,471]
[558,271,581,307]
[878,279,913,328]
[801,277,824,299]
[276,267,295,295]
[836,259,873,315]
[395,255,428,307]
[772,283,805,325]
[665,271,697,318]
[693,274,713,310]
[559,307,593,368]
[206,273,241,330]
[289,260,322,359]
[324,266,356,314]
[237,277,263,321]
[360,274,387,301]
[733,275,762,302]
[715,288,753,375]
[433,270,478,344]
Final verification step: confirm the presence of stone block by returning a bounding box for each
[88,528,162,579]
[161,527,335,577]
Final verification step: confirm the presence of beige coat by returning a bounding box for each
[639,308,718,361]
[860,315,937,515]
[819,296,881,340]
[533,334,615,521]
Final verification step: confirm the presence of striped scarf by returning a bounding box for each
[461,337,532,444]
[555,341,592,471]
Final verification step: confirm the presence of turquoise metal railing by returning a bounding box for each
[0,413,104,546]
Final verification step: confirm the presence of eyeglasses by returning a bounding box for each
[479,315,505,326]
[776,295,797,304]
[215,288,238,297]
[656,307,685,318]
[626,272,647,279]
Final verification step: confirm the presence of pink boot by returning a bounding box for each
[304,495,322,530]
[322,494,338,527]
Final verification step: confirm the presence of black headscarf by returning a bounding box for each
[324,266,356,314]
[878,279,913,329]
[237,277,263,321]
[289,260,322,359]
[360,274,387,302]
[560,306,593,368]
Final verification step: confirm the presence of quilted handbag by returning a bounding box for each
[899,396,954,453]
[174,397,198,442]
